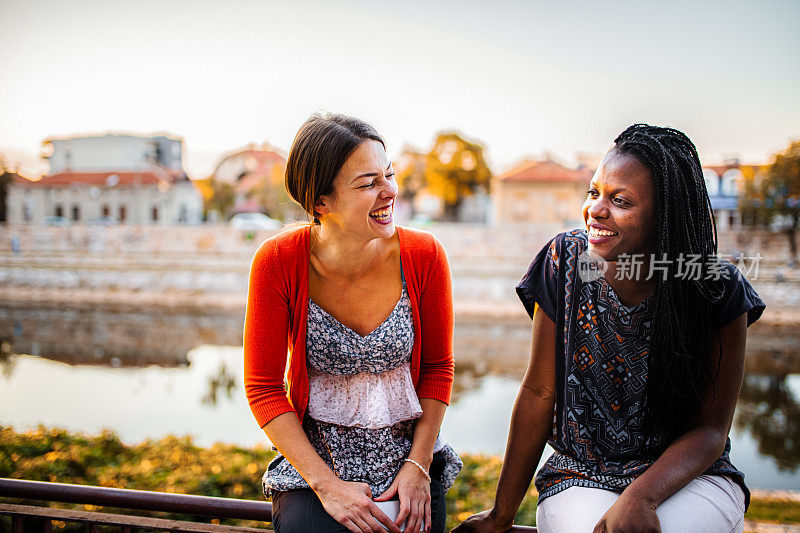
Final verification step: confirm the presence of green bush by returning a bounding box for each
[1,426,797,530]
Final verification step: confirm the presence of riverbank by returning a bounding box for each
[1,426,798,531]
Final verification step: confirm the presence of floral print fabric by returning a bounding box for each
[264,284,462,497]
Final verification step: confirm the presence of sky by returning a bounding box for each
[1,0,799,178]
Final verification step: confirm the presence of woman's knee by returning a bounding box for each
[656,475,745,533]
[535,486,619,533]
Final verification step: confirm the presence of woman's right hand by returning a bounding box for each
[451,509,512,533]
[316,477,402,533]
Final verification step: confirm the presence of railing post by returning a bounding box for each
[10,516,52,532]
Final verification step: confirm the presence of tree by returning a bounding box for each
[741,140,800,264]
[424,132,492,221]
[246,161,301,221]
[395,147,427,219]
[0,161,15,224]
[207,179,236,221]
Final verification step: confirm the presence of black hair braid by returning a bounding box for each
[613,124,721,449]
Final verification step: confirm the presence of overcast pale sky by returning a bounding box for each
[2,0,799,177]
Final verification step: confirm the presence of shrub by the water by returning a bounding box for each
[1,426,797,530]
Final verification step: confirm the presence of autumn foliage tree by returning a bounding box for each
[207,179,236,220]
[741,140,800,263]
[395,147,427,219]
[425,133,492,221]
[396,133,492,221]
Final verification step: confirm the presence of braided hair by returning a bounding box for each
[612,124,723,449]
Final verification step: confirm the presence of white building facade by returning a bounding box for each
[8,134,202,225]
[45,134,182,174]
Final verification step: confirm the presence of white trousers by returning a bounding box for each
[536,475,745,533]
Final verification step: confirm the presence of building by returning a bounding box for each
[703,162,765,232]
[44,134,182,174]
[7,133,202,225]
[210,143,302,220]
[493,158,594,225]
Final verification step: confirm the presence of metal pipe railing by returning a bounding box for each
[0,477,537,531]
[0,478,271,521]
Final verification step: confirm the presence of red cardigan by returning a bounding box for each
[244,224,455,428]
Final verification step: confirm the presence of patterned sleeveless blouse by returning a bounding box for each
[516,229,765,507]
[263,277,462,497]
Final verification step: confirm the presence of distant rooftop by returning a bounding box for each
[14,168,188,188]
[497,159,593,184]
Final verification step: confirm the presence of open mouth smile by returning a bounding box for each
[369,203,393,225]
[588,225,618,244]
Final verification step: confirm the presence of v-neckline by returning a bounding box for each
[304,225,409,340]
[308,289,406,340]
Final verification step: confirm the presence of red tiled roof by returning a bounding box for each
[9,172,30,184]
[237,149,285,163]
[497,159,593,184]
[214,147,286,179]
[13,169,188,188]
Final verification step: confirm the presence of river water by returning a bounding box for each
[1,304,798,491]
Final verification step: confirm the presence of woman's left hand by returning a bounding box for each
[593,492,661,533]
[375,461,431,532]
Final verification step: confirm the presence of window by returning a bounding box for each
[152,206,159,222]
[102,205,110,217]
[55,205,63,217]
[72,205,80,221]
[119,205,127,223]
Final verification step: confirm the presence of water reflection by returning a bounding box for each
[735,374,800,472]
[0,305,243,370]
[0,339,16,379]
[2,304,800,484]
[202,362,237,406]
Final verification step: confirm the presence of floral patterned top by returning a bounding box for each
[263,279,462,497]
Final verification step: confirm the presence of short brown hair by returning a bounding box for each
[285,113,385,223]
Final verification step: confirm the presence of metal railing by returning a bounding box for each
[0,477,537,532]
[0,478,271,532]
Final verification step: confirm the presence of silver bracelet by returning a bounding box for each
[403,458,431,482]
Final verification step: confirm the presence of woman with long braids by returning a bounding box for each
[454,124,764,532]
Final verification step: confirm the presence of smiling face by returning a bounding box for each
[582,150,657,262]
[316,139,398,240]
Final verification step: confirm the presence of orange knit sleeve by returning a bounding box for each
[243,239,296,428]
[415,236,455,404]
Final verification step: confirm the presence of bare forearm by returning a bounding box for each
[491,386,553,526]
[408,398,447,470]
[624,425,729,507]
[262,412,337,491]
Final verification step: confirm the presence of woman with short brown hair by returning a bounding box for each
[244,114,462,533]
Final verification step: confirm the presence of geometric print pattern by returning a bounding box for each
[519,230,749,504]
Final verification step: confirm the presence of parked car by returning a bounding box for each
[230,212,281,231]
[87,216,119,226]
[44,216,71,227]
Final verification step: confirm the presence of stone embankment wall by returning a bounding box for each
[2,223,798,374]
[1,223,798,319]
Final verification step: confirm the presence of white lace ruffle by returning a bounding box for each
[307,362,423,429]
